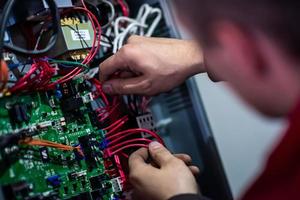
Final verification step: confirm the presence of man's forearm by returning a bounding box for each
[179,40,205,78]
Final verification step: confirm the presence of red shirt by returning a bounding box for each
[242,103,300,200]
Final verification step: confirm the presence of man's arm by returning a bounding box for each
[99,35,205,95]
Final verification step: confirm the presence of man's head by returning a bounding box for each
[174,0,300,117]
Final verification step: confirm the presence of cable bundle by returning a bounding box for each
[9,61,56,93]
[109,4,162,53]
[104,128,164,158]
[91,77,164,159]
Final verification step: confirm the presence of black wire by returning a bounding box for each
[75,24,84,49]
[0,0,60,57]
[101,34,113,46]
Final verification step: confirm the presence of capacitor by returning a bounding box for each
[55,89,63,99]
[46,175,61,187]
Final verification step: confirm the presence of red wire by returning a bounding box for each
[98,103,120,122]
[98,103,119,118]
[106,119,128,135]
[107,144,149,157]
[79,0,101,64]
[106,129,164,145]
[10,61,55,93]
[91,78,109,105]
[114,155,126,182]
[96,107,108,112]
[78,2,98,64]
[108,138,152,150]
[49,68,82,86]
[120,152,129,158]
[117,0,129,17]
[103,116,128,131]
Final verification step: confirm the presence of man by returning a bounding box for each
[100,0,300,199]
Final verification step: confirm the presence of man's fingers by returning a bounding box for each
[99,54,125,82]
[174,154,200,175]
[128,148,149,171]
[119,71,136,79]
[189,166,200,176]
[99,44,143,82]
[102,77,151,95]
[148,142,174,167]
[129,148,156,186]
[127,35,174,45]
[174,154,192,165]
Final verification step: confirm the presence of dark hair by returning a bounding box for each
[174,0,300,56]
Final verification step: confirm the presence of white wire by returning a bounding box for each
[117,24,137,50]
[85,67,99,79]
[136,4,152,36]
[136,4,148,21]
[101,42,112,48]
[102,0,116,29]
[113,22,145,53]
[145,8,162,37]
[106,26,113,37]
[109,4,162,52]
[101,36,112,46]
[114,16,140,36]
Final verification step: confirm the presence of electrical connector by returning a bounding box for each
[111,177,123,193]
[136,113,157,138]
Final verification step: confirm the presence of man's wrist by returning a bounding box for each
[182,40,205,77]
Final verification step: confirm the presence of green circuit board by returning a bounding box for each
[0,78,123,200]
[0,1,169,199]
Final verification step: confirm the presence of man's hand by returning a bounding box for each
[129,142,200,200]
[99,35,204,96]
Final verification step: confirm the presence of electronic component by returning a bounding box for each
[8,103,31,126]
[89,175,108,191]
[61,22,94,51]
[82,92,94,103]
[47,175,62,187]
[68,171,87,181]
[111,177,123,193]
[39,147,50,162]
[60,82,77,99]
[136,113,157,138]
[49,18,95,58]
[78,135,97,168]
[61,97,84,112]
